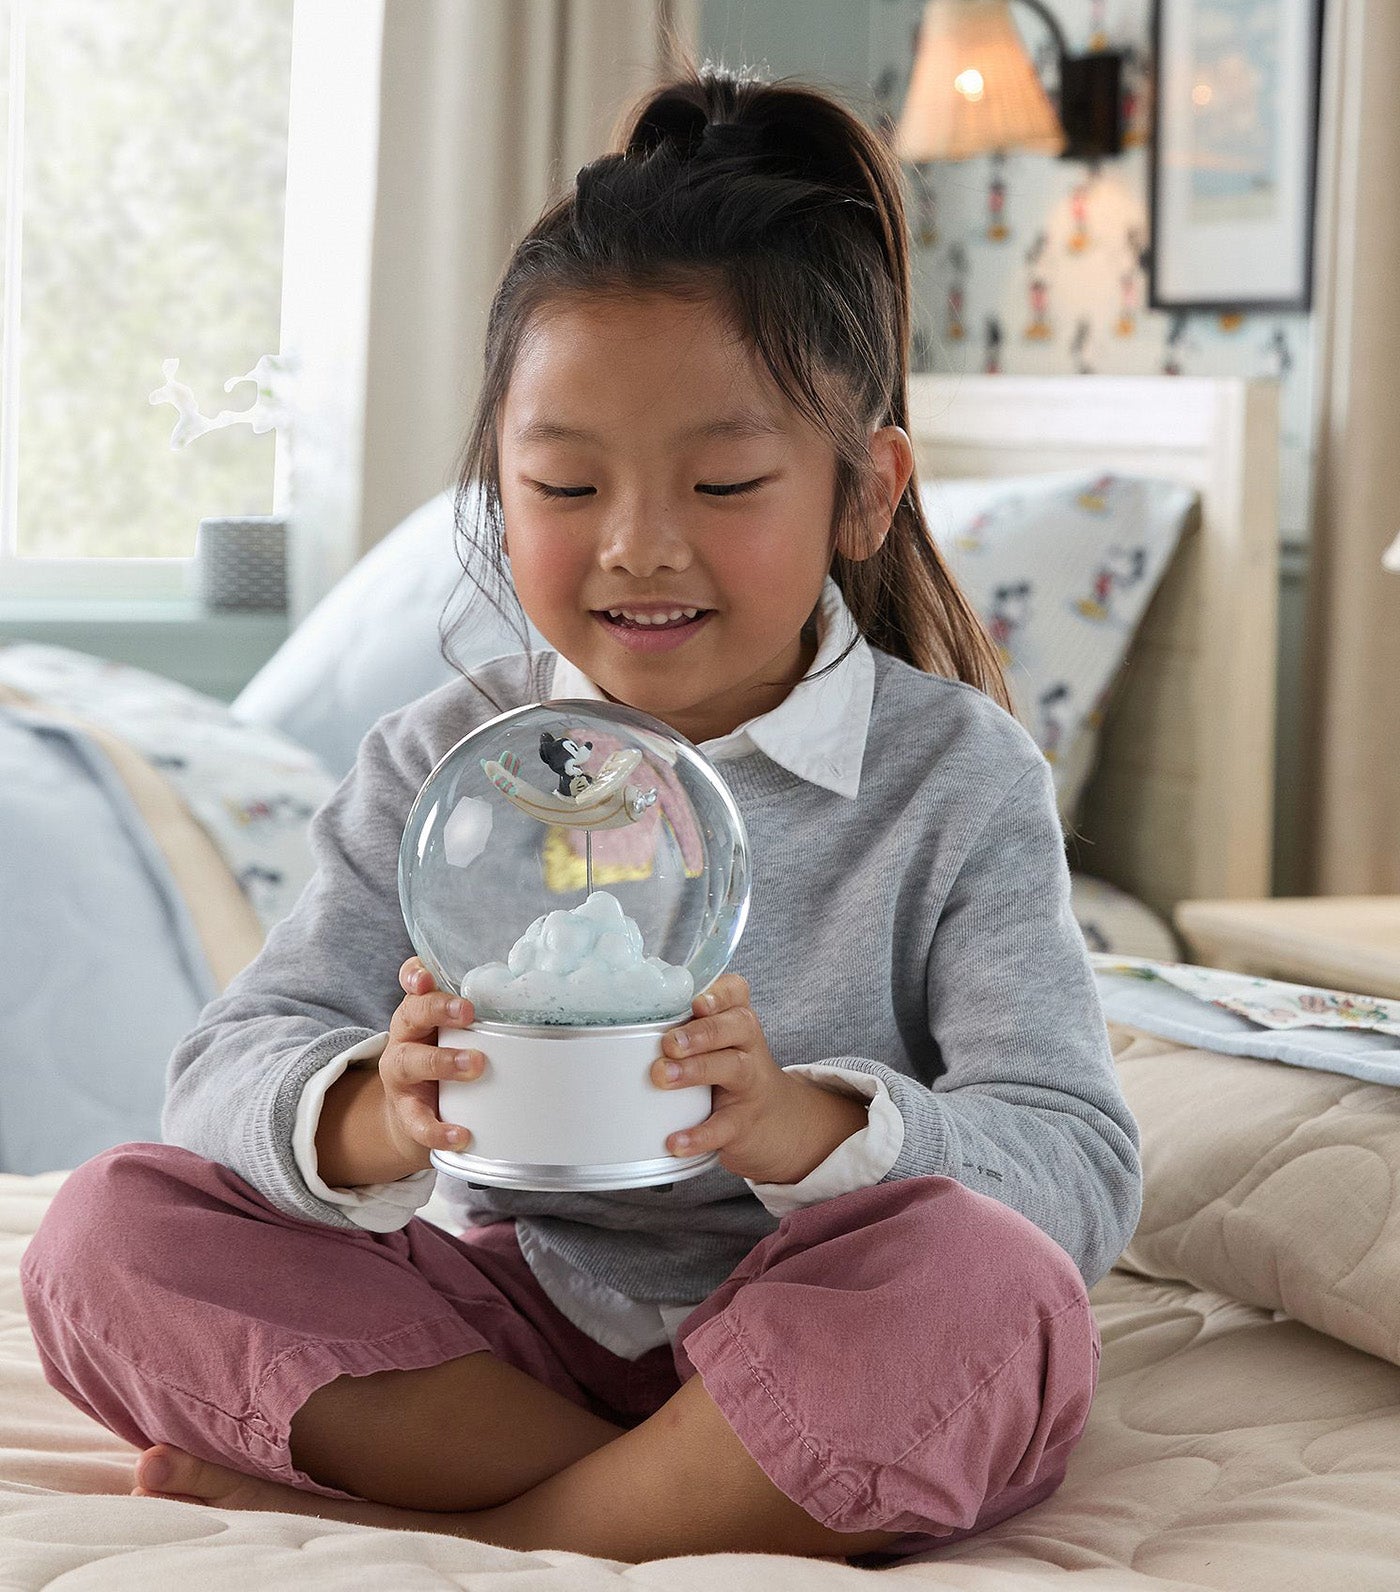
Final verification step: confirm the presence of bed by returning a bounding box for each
[7,1025,1400,1588]
[10,372,1364,1588]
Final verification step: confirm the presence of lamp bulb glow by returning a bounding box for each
[953,67,986,102]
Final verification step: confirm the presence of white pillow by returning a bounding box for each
[922,471,1198,823]
[232,490,544,776]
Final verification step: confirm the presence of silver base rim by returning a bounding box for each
[429,1148,719,1191]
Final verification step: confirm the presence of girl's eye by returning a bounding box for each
[697,478,766,497]
[532,482,595,499]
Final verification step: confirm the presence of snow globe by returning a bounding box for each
[398,700,751,1192]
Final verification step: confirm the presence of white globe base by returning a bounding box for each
[433,1017,719,1192]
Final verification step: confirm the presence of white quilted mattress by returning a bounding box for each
[6,1029,1400,1588]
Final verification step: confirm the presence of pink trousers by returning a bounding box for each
[20,1143,1099,1555]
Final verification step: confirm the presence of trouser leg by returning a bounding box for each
[674,1175,1100,1549]
[19,1143,622,1498]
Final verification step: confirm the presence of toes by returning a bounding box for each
[136,1444,231,1502]
[135,1445,174,1493]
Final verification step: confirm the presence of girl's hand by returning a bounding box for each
[379,958,484,1166]
[651,974,870,1185]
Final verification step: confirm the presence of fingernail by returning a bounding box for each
[701,993,717,1011]
[140,1454,170,1491]
[673,1133,691,1150]
[664,1062,683,1082]
[450,1000,469,1021]
[671,1030,689,1052]
[455,1051,479,1073]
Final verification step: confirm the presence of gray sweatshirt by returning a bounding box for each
[163,647,1142,1299]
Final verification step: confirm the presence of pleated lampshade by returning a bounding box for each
[897,0,1066,162]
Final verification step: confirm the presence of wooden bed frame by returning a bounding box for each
[906,374,1280,921]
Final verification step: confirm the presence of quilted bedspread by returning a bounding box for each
[5,1026,1400,1588]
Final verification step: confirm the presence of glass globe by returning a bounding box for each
[399,700,751,1027]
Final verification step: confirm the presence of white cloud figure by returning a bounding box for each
[464,890,693,1024]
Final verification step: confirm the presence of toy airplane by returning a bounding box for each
[481,744,657,830]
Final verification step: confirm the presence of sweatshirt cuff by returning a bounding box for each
[745,1063,904,1218]
[292,1032,438,1232]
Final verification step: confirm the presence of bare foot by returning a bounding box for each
[130,1444,457,1535]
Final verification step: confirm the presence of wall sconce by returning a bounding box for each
[898,0,1124,163]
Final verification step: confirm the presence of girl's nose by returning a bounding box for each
[598,502,693,576]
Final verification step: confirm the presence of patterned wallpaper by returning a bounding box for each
[868,0,1315,542]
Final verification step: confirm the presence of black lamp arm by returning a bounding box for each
[1011,0,1070,63]
[1011,0,1124,161]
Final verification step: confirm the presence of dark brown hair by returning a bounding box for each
[444,67,1011,712]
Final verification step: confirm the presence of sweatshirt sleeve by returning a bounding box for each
[815,760,1142,1288]
[160,711,429,1229]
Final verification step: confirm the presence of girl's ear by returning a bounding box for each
[837,425,915,562]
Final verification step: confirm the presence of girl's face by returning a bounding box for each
[496,291,877,745]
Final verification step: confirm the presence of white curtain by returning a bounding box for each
[360,0,699,560]
[1301,0,1400,891]
[283,0,697,618]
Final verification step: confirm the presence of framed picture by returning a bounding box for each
[1148,0,1323,312]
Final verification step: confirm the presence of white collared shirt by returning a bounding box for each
[549,576,873,799]
[291,577,904,1358]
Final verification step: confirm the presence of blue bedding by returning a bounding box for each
[0,710,213,1173]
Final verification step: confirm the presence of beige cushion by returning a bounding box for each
[1111,1023,1400,1369]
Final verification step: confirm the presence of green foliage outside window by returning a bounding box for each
[5,0,293,559]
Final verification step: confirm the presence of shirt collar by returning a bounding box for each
[548,577,873,799]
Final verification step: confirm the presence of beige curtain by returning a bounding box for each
[1301,0,1400,892]
[357,0,698,560]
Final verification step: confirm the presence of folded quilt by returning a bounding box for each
[1093,954,1400,1085]
[0,644,336,933]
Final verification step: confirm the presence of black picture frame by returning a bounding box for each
[1148,0,1324,313]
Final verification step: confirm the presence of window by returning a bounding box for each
[0,0,294,598]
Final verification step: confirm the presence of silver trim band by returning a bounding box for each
[467,1016,688,1040]
[429,1148,719,1191]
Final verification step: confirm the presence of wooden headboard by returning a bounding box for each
[906,374,1280,919]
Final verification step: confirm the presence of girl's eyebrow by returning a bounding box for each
[513,410,786,447]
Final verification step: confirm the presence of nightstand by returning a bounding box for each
[1173,896,1400,1000]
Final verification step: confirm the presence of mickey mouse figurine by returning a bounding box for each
[539,732,594,798]
[481,730,657,829]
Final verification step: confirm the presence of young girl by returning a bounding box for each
[21,69,1141,1565]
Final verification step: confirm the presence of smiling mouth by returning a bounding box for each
[594,608,714,631]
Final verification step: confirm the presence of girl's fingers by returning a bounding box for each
[399,958,434,995]
[383,1040,484,1087]
[667,1106,737,1157]
[664,1001,758,1063]
[390,991,475,1042]
[653,1046,746,1091]
[693,973,750,1016]
[397,1093,472,1152]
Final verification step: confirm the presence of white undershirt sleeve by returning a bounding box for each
[744,1063,904,1219]
[291,1032,438,1233]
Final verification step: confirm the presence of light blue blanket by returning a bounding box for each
[0,710,213,1173]
[0,645,335,1175]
